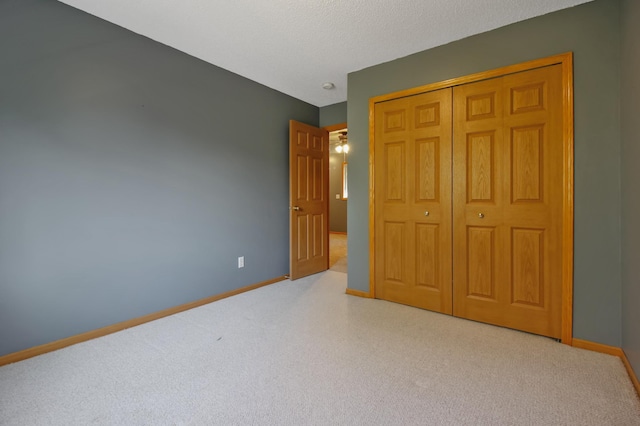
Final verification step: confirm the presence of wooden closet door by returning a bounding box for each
[374,88,453,314]
[452,65,563,338]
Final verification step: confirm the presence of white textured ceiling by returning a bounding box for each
[57,0,592,107]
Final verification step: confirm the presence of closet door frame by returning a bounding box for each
[368,52,574,344]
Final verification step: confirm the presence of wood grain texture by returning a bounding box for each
[369,98,377,299]
[561,53,574,345]
[621,351,640,398]
[370,52,573,104]
[0,276,288,367]
[373,88,453,314]
[368,53,573,342]
[572,339,624,357]
[453,65,564,339]
[289,120,330,279]
[322,122,348,132]
[345,288,374,298]
[572,339,639,397]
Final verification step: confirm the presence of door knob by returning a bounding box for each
[291,206,301,211]
[478,213,485,218]
[424,211,430,217]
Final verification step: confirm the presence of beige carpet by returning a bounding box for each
[329,232,347,273]
[1,271,639,425]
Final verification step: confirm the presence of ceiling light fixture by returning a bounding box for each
[335,131,349,154]
[322,82,335,90]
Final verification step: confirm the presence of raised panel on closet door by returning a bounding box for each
[374,88,453,314]
[452,76,507,320]
[452,65,563,338]
[502,65,563,338]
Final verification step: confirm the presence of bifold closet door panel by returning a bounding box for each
[452,65,563,338]
[374,88,453,314]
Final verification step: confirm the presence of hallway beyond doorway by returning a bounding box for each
[329,233,347,273]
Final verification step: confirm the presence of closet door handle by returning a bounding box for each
[478,213,485,218]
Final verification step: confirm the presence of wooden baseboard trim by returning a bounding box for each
[572,339,624,357]
[345,288,373,298]
[0,275,287,367]
[621,350,640,397]
[572,339,640,397]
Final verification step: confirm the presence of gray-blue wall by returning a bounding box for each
[2,0,634,359]
[0,0,317,357]
[621,0,640,377]
[347,0,623,346]
[319,102,347,128]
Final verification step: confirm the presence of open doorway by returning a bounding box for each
[328,126,348,273]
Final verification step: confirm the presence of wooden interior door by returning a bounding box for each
[374,88,453,313]
[289,120,329,280]
[452,65,563,338]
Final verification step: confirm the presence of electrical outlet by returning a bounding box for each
[238,256,244,268]
[336,194,340,199]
